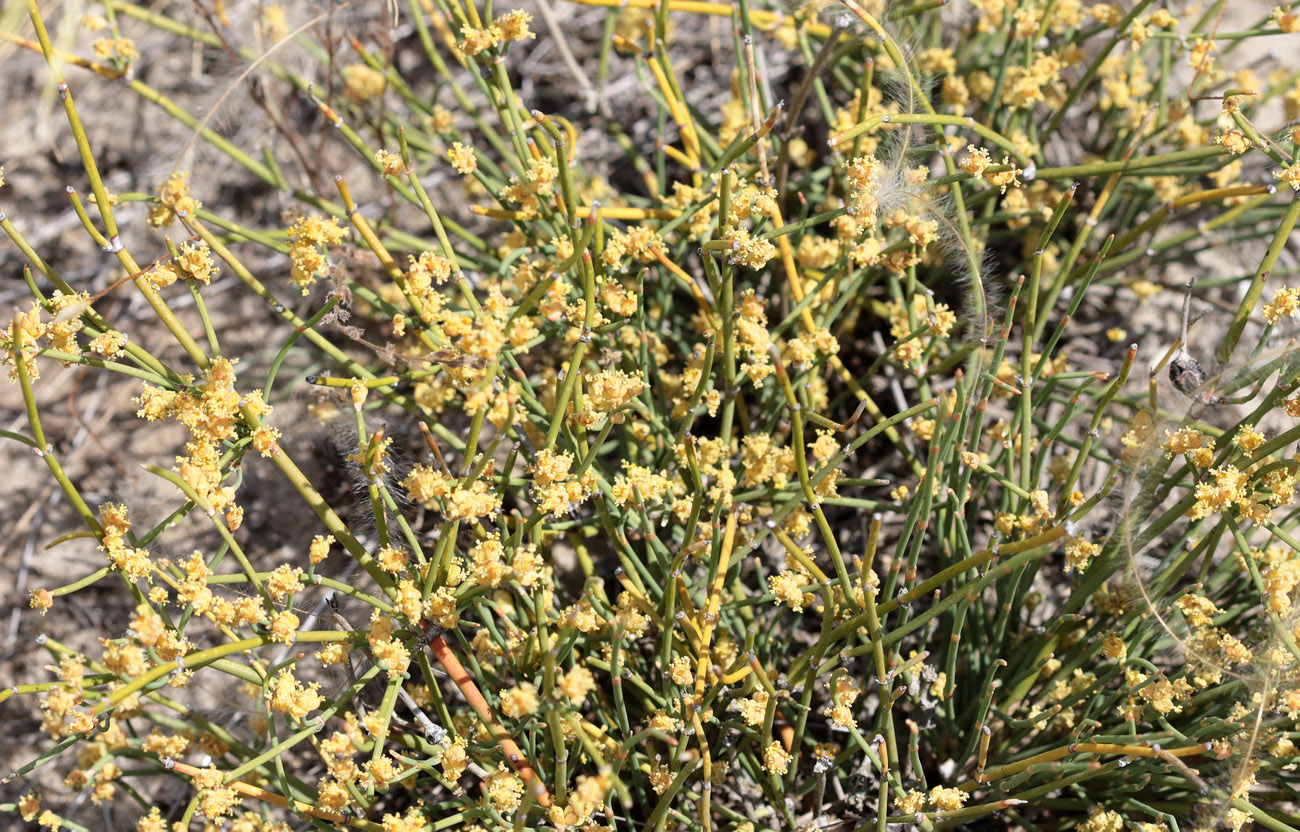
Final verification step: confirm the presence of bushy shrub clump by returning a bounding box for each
[7,1,1300,830]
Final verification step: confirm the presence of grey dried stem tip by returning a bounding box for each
[1169,278,1207,397]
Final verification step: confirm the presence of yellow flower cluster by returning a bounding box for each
[960,146,992,177]
[0,291,92,381]
[529,449,597,516]
[720,226,777,270]
[500,683,539,717]
[1064,536,1100,572]
[1079,808,1124,832]
[731,689,768,726]
[1188,464,1263,521]
[1263,555,1300,614]
[380,807,425,832]
[727,180,779,225]
[734,289,774,385]
[762,741,791,774]
[929,785,970,811]
[885,293,956,369]
[794,234,839,271]
[92,35,138,62]
[458,9,534,56]
[145,241,218,287]
[1263,286,1300,323]
[98,503,151,578]
[602,225,665,270]
[1216,129,1251,155]
[498,157,559,218]
[147,171,202,228]
[87,328,127,359]
[342,63,385,100]
[483,764,524,813]
[557,665,596,703]
[469,533,507,587]
[136,357,277,517]
[287,215,347,292]
[574,368,644,428]
[309,534,334,565]
[269,609,300,644]
[401,464,502,519]
[447,142,477,175]
[267,670,322,719]
[368,613,412,676]
[986,156,1024,193]
[18,793,41,822]
[844,155,884,228]
[740,433,796,489]
[1275,163,1300,191]
[29,587,53,613]
[667,181,717,237]
[130,604,190,661]
[769,570,811,612]
[1129,671,1195,716]
[1163,427,1213,468]
[548,774,611,829]
[610,462,674,506]
[168,548,267,630]
[824,675,862,729]
[496,10,535,41]
[1002,53,1063,108]
[375,149,405,176]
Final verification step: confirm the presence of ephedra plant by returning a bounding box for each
[6,0,1300,830]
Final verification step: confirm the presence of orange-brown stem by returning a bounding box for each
[424,630,553,808]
